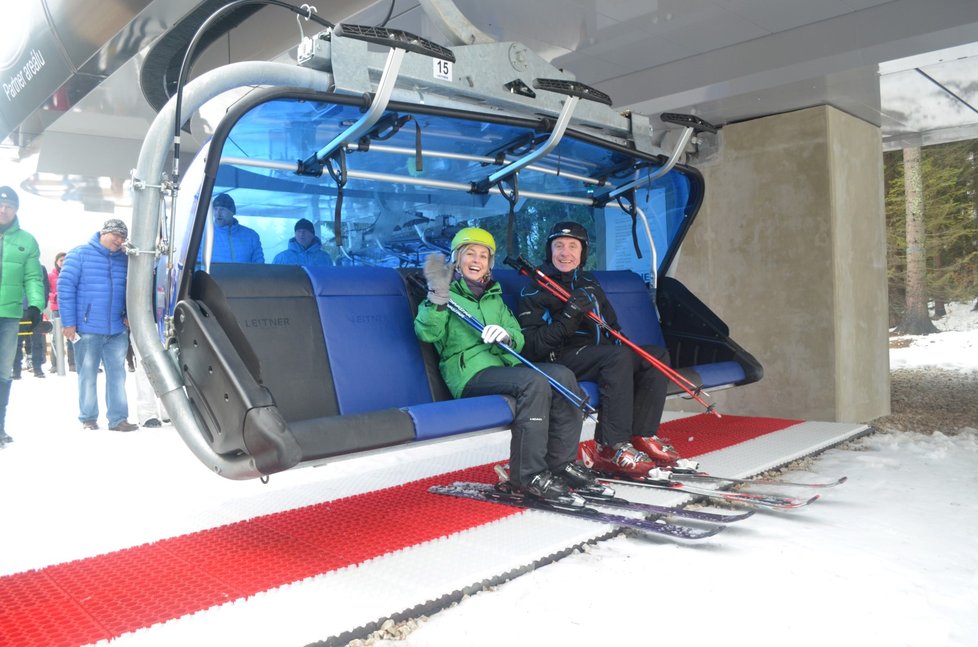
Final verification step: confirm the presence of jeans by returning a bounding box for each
[74,331,130,427]
[0,318,20,429]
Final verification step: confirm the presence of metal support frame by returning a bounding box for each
[474,95,579,192]
[298,47,406,175]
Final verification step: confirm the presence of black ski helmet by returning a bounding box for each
[546,221,589,265]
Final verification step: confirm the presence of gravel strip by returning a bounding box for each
[872,368,978,434]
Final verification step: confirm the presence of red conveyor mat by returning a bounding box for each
[0,415,799,646]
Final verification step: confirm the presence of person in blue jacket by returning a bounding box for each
[59,219,138,432]
[206,193,264,264]
[272,218,333,267]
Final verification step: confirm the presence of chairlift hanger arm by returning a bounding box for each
[296,24,455,177]
[599,112,717,204]
[472,78,612,194]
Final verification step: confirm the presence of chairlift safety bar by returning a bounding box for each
[299,24,456,175]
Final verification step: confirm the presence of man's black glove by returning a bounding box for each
[560,288,595,322]
[27,306,42,330]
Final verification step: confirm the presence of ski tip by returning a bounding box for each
[836,476,848,486]
[689,524,726,539]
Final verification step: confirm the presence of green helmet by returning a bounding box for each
[451,227,496,254]
[450,227,496,270]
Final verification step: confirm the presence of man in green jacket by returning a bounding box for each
[0,186,45,446]
[415,227,605,506]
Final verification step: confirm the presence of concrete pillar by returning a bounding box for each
[670,105,889,422]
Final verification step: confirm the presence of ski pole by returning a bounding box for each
[410,274,598,420]
[504,255,720,418]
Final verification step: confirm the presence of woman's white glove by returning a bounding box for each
[481,324,512,345]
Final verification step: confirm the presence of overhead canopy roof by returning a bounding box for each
[5,0,978,179]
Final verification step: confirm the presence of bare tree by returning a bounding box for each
[896,146,938,334]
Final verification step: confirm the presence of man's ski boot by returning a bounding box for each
[630,435,681,466]
[584,442,659,478]
[556,461,616,498]
[630,435,701,471]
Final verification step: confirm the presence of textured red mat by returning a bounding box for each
[657,412,802,455]
[0,414,799,646]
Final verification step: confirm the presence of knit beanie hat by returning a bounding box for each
[0,186,19,208]
[101,219,129,238]
[213,193,236,214]
[294,218,315,234]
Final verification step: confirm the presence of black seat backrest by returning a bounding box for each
[196,264,339,422]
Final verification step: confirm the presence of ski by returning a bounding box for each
[668,470,847,489]
[431,482,724,540]
[598,476,820,510]
[573,490,754,523]
[486,463,750,523]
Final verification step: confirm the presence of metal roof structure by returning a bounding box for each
[2,0,978,182]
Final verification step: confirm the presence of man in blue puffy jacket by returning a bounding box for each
[272,218,333,267]
[59,219,138,431]
[206,193,264,264]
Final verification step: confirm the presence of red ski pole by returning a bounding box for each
[505,256,720,418]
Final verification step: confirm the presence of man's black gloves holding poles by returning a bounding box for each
[560,287,595,322]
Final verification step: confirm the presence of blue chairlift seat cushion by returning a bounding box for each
[689,360,745,388]
[405,395,516,441]
[306,266,434,415]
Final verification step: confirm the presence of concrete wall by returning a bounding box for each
[669,105,889,422]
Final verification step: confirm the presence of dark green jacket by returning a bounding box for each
[414,278,525,398]
[0,218,44,319]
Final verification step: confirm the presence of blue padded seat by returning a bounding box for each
[306,266,517,441]
[405,396,516,441]
[306,266,434,415]
[493,268,745,396]
[591,271,667,348]
[688,360,745,388]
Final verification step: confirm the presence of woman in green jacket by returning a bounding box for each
[415,228,603,506]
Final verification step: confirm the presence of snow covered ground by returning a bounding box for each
[2,303,976,646]
[365,304,978,647]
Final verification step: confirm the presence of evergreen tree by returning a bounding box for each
[895,146,938,334]
[884,138,978,329]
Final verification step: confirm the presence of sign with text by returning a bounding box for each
[0,3,72,140]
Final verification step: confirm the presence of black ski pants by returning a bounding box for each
[557,344,669,447]
[462,363,584,487]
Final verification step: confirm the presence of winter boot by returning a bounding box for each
[630,435,681,466]
[586,442,658,478]
[556,461,615,498]
[519,470,585,508]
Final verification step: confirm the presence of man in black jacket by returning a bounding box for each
[517,222,679,477]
